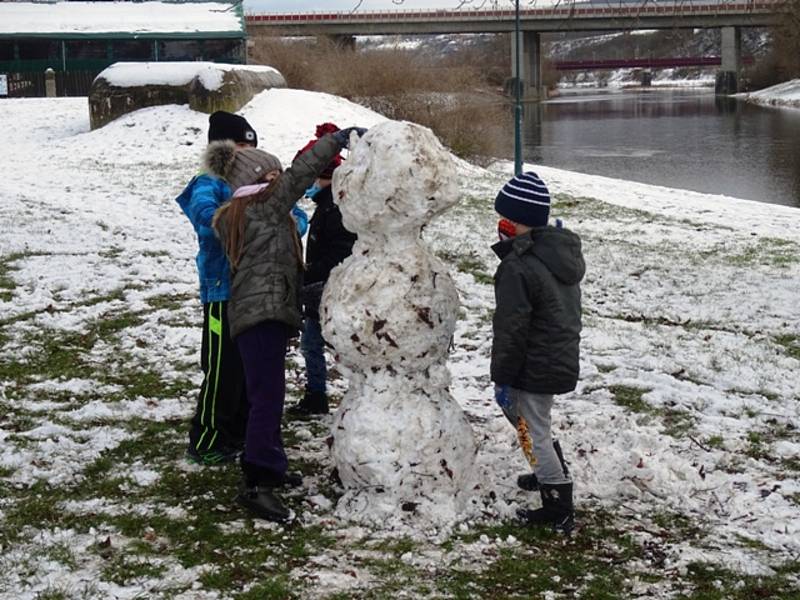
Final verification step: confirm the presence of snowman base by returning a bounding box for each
[330,372,477,526]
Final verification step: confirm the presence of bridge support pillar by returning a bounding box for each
[715,26,741,95]
[511,30,545,102]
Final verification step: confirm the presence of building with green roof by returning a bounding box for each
[0,1,247,95]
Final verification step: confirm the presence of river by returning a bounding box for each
[522,88,800,208]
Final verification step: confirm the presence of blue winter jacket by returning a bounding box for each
[177,173,310,303]
[176,174,233,303]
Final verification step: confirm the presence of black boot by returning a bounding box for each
[518,482,574,534]
[236,461,290,522]
[288,390,329,415]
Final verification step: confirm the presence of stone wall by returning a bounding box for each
[89,64,286,129]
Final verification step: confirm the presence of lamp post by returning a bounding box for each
[513,0,523,175]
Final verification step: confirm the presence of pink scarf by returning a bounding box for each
[232,182,270,199]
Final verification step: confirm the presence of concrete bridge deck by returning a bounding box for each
[245,1,781,34]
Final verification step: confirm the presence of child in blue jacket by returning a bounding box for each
[176,112,258,465]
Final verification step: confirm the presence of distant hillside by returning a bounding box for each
[356,27,772,88]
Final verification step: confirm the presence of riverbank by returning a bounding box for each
[745,78,800,109]
[0,93,798,599]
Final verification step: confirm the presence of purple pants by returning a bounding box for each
[236,320,289,478]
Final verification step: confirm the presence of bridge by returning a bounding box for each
[554,55,755,70]
[245,1,783,98]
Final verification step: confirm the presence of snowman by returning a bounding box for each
[320,120,478,525]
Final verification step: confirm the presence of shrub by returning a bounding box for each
[249,35,512,161]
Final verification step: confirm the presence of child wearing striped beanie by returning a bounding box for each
[490,170,585,535]
[494,171,551,231]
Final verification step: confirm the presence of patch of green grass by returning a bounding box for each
[745,431,769,461]
[606,387,698,439]
[43,542,79,571]
[604,312,725,334]
[145,292,194,312]
[650,511,706,541]
[706,435,725,450]
[662,408,697,438]
[609,385,651,413]
[0,251,45,302]
[677,561,800,599]
[436,512,639,599]
[99,246,124,260]
[101,554,167,586]
[774,334,800,361]
[142,249,171,258]
[111,367,194,400]
[0,409,39,434]
[0,307,145,385]
[235,577,295,600]
[31,588,70,600]
[456,253,493,285]
[554,194,712,231]
[436,248,493,285]
[733,534,770,551]
[725,238,799,268]
[743,421,799,469]
[781,457,800,473]
[82,288,127,308]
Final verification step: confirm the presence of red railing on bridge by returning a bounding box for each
[555,55,755,70]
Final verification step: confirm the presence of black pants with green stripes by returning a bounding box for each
[188,301,248,453]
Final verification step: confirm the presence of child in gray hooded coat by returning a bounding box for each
[213,127,366,522]
[490,171,585,534]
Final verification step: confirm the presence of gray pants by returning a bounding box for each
[505,388,571,485]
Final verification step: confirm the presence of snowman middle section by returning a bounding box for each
[321,239,478,524]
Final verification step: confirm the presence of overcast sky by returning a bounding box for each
[242,1,518,12]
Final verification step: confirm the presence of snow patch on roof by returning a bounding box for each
[0,1,243,36]
[97,62,280,90]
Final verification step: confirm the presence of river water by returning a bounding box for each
[522,88,800,208]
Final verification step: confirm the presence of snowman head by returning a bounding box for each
[332,121,459,239]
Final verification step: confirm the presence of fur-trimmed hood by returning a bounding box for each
[203,141,282,191]
[203,140,237,180]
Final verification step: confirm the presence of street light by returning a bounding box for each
[514,0,522,175]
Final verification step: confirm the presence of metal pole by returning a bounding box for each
[514,0,523,175]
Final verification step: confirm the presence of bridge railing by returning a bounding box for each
[245,1,781,23]
[554,55,756,69]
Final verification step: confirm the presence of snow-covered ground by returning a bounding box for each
[746,78,800,110]
[0,91,798,599]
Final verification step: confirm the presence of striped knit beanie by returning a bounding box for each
[494,172,551,227]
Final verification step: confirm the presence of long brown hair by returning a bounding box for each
[213,175,305,271]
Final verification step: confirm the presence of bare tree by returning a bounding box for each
[775,0,800,77]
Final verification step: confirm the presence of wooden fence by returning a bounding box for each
[2,70,98,98]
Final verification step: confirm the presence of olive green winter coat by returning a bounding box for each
[215,134,343,339]
[490,226,585,394]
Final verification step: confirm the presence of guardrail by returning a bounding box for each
[245,1,780,23]
[555,55,756,69]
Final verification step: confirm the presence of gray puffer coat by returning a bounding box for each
[490,226,585,394]
[214,134,343,339]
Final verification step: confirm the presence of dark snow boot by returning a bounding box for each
[517,472,539,491]
[236,485,290,522]
[288,390,329,415]
[518,482,574,534]
[237,460,291,522]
